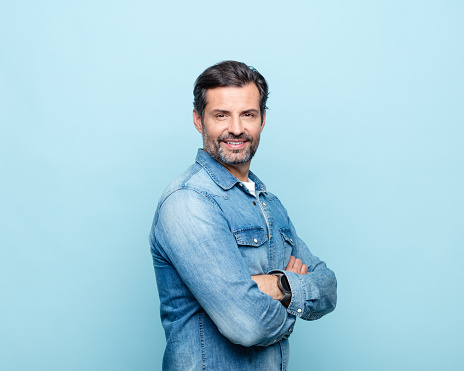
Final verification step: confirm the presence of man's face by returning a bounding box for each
[193,83,265,168]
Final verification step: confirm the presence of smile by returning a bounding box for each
[222,141,248,148]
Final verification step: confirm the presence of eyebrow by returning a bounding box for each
[210,109,260,115]
[210,109,230,115]
[242,109,260,115]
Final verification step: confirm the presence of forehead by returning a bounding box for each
[205,83,260,111]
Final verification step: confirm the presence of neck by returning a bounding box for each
[221,162,250,182]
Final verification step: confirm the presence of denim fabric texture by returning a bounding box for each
[150,149,337,370]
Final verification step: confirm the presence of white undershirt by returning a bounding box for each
[242,179,256,197]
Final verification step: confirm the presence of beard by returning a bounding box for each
[203,132,260,165]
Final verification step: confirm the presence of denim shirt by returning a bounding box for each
[150,149,337,371]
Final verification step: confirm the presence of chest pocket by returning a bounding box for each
[279,228,295,246]
[280,228,296,248]
[233,227,267,246]
[233,227,268,274]
[279,228,296,266]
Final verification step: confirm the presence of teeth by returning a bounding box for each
[226,141,244,145]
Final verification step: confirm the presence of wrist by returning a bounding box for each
[270,275,284,301]
[269,271,292,307]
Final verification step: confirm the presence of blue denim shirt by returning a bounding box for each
[150,149,337,371]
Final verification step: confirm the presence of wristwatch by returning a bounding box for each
[269,271,292,307]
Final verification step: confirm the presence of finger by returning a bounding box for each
[293,258,303,273]
[301,264,309,275]
[285,256,296,271]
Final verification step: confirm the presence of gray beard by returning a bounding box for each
[203,132,259,165]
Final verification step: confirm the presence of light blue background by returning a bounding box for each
[1,1,463,370]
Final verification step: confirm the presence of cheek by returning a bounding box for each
[205,126,227,141]
[250,128,262,139]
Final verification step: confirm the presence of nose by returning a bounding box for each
[229,116,244,136]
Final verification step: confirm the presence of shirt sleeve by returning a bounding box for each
[275,218,337,321]
[153,188,296,347]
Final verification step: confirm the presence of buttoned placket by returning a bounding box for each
[256,192,278,270]
[239,183,276,271]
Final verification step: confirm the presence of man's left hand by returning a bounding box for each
[285,255,308,275]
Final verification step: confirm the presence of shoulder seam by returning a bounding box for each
[154,186,221,226]
[157,164,203,207]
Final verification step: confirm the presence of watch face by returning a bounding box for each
[281,274,290,291]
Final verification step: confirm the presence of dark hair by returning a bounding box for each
[193,60,269,122]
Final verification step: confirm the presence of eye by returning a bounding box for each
[244,113,255,117]
[216,114,226,119]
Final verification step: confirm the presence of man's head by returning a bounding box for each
[193,61,269,123]
[192,61,269,179]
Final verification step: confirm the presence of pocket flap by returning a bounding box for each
[233,227,267,247]
[279,228,296,246]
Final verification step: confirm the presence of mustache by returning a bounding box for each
[218,133,253,141]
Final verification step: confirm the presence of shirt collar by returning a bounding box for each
[195,149,267,193]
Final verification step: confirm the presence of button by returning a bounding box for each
[253,201,256,205]
[290,239,293,243]
[262,202,266,206]
[297,308,302,313]
[253,238,258,243]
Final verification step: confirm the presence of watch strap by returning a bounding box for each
[269,271,292,307]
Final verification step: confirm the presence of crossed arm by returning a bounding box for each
[251,256,309,301]
[154,189,297,347]
[154,189,336,345]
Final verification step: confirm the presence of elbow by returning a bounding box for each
[233,336,262,348]
[327,270,337,312]
[210,294,289,347]
[302,269,337,320]
[216,311,282,347]
[222,322,271,347]
[322,289,337,316]
[316,270,338,317]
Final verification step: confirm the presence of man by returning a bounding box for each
[150,61,337,370]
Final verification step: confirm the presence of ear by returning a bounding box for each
[193,109,203,133]
[260,110,266,133]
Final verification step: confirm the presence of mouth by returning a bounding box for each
[222,140,248,149]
